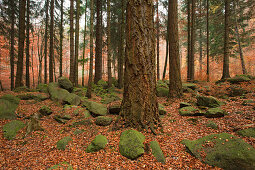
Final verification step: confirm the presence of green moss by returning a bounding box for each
[56,136,72,150]
[86,135,108,153]
[205,108,226,118]
[156,87,169,97]
[14,86,30,92]
[179,106,198,116]
[237,128,255,138]
[37,84,48,93]
[206,121,218,129]
[227,75,251,84]
[119,130,145,160]
[73,129,85,135]
[83,110,91,118]
[196,95,224,108]
[159,104,167,115]
[39,105,53,116]
[0,95,20,119]
[182,83,197,90]
[180,102,192,108]
[181,133,255,169]
[95,116,113,126]
[3,120,25,140]
[81,100,107,116]
[150,141,165,163]
[58,77,73,92]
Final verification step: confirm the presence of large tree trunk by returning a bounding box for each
[190,0,195,81]
[69,0,75,83]
[49,0,54,83]
[86,0,94,98]
[44,0,49,84]
[82,0,87,87]
[107,0,112,88]
[206,0,210,82]
[121,0,159,132]
[94,0,102,84]
[10,0,15,90]
[59,0,64,77]
[156,0,160,80]
[15,0,26,88]
[74,0,80,86]
[187,0,191,81]
[26,0,30,88]
[221,0,231,79]
[168,0,183,98]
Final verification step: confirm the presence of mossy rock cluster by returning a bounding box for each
[81,100,107,116]
[237,128,255,138]
[56,136,72,150]
[119,130,145,160]
[0,94,20,119]
[196,95,224,108]
[54,114,72,124]
[182,133,255,169]
[86,135,108,153]
[227,75,252,84]
[150,141,165,163]
[58,77,73,92]
[95,116,113,126]
[39,105,53,116]
[3,120,25,140]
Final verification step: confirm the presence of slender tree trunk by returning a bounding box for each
[199,0,203,78]
[168,0,183,98]
[15,0,26,88]
[10,0,15,90]
[82,0,87,87]
[31,32,35,88]
[69,0,75,83]
[156,0,160,80]
[117,0,125,89]
[162,21,169,80]
[26,0,30,88]
[74,0,80,86]
[44,0,49,84]
[107,0,112,88]
[121,0,159,131]
[94,0,102,84]
[86,0,94,98]
[59,0,64,77]
[221,0,231,79]
[206,0,210,82]
[187,0,191,81]
[38,30,42,84]
[190,0,195,81]
[49,0,54,83]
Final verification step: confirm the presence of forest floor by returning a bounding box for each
[0,80,254,169]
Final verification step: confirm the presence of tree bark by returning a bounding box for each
[190,0,195,81]
[168,0,183,98]
[221,0,231,79]
[86,0,94,98]
[187,0,191,81]
[49,0,54,83]
[10,0,15,90]
[121,0,159,131]
[44,0,49,84]
[69,0,75,83]
[162,21,169,80]
[59,0,64,77]
[199,0,203,78]
[15,0,26,88]
[206,0,210,82]
[26,0,30,88]
[82,0,87,87]
[74,0,80,86]
[107,0,112,88]
[156,0,160,80]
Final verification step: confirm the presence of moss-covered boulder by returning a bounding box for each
[72,119,93,127]
[119,130,145,160]
[56,136,72,150]
[179,106,200,116]
[108,104,121,115]
[242,100,255,106]
[58,77,73,92]
[48,83,80,105]
[180,102,192,108]
[39,105,53,116]
[227,86,247,97]
[86,135,108,153]
[95,116,113,126]
[227,75,251,84]
[101,94,120,104]
[83,110,91,118]
[156,87,169,97]
[3,120,25,140]
[196,95,224,108]
[237,128,255,138]
[17,93,48,101]
[159,104,167,115]
[205,108,226,118]
[182,83,197,90]
[150,141,165,163]
[81,100,107,116]
[54,114,71,124]
[0,94,20,119]
[181,133,255,169]
[206,121,218,129]
[37,84,48,93]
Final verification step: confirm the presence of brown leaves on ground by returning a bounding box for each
[0,81,254,169]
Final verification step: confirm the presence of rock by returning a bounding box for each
[150,141,165,163]
[179,106,200,116]
[56,136,72,150]
[72,119,93,127]
[108,104,121,115]
[196,95,224,108]
[119,130,145,160]
[37,84,48,93]
[182,83,197,90]
[237,128,255,138]
[39,105,53,116]
[54,115,71,124]
[3,120,25,140]
[156,87,169,97]
[227,75,251,84]
[95,116,113,126]
[101,95,120,104]
[86,135,108,153]
[17,93,49,101]
[58,77,73,92]
[14,86,30,92]
[48,83,80,105]
[242,100,255,106]
[81,100,107,116]
[205,108,226,118]
[0,94,20,119]
[228,86,247,97]
[180,102,192,108]
[73,87,87,97]
[159,104,167,115]
[83,110,91,118]
[181,133,255,169]
[206,121,218,129]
